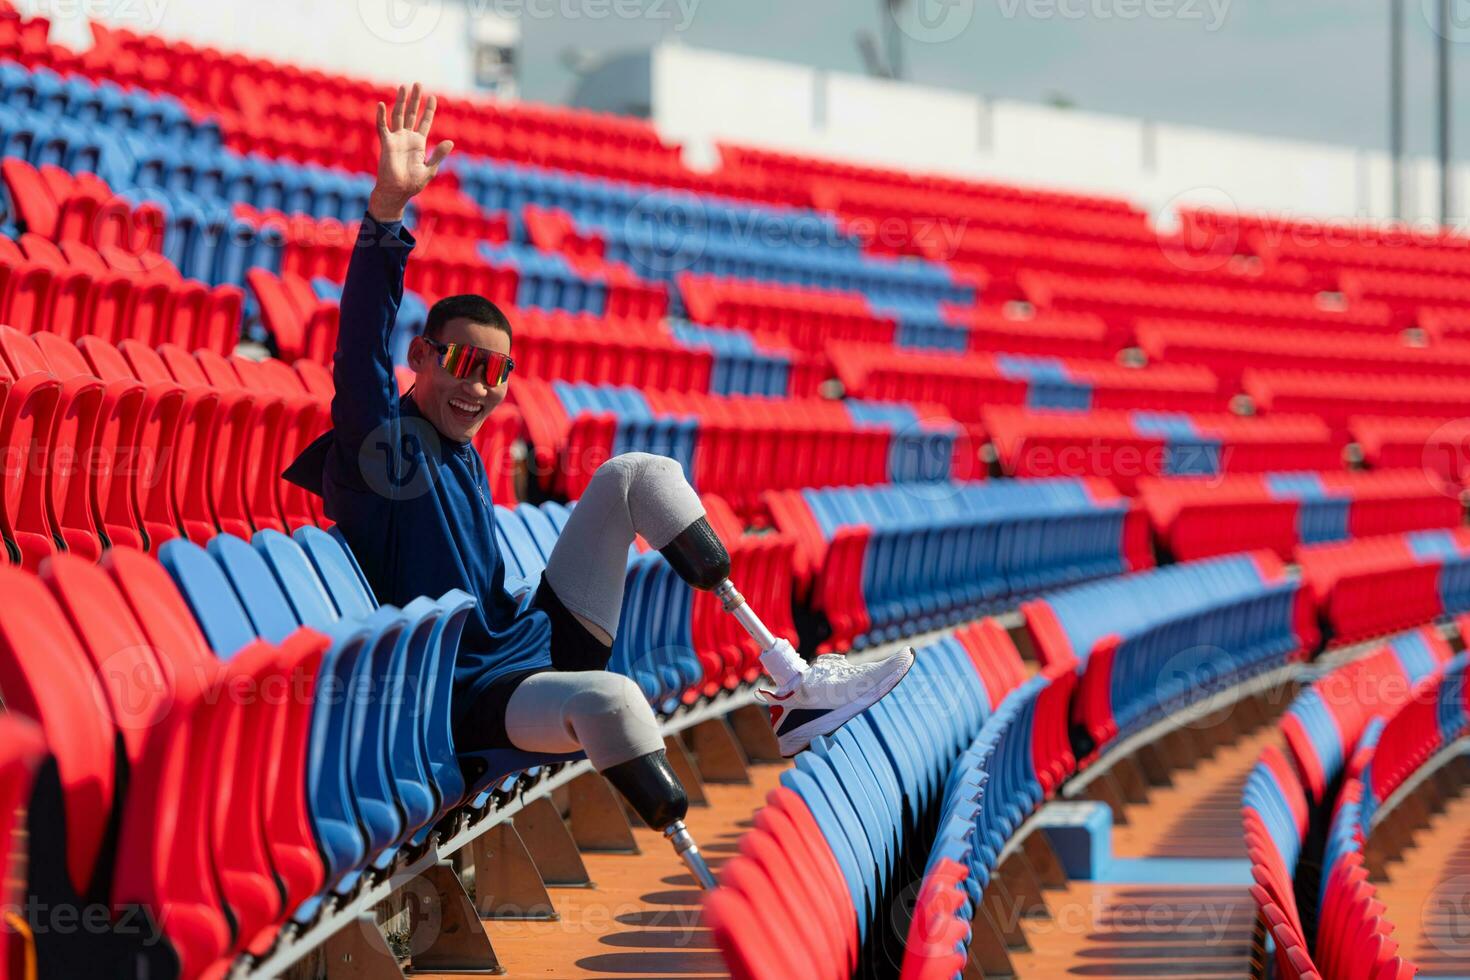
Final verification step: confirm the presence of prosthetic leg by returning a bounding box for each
[660,517,781,652]
[602,750,717,890]
[575,515,774,893]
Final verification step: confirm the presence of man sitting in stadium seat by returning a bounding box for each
[288,84,913,806]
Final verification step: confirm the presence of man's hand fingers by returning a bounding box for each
[426,139,454,175]
[376,101,389,140]
[416,94,437,137]
[405,82,422,133]
[389,84,407,130]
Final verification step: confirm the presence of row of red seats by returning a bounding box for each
[1179,206,1470,280]
[1019,270,1395,339]
[828,342,1224,422]
[1296,528,1470,646]
[512,311,713,392]
[0,162,240,353]
[717,142,1142,217]
[0,538,334,977]
[522,204,607,264]
[983,408,1341,494]
[84,23,684,172]
[934,225,1309,305]
[245,269,337,364]
[1137,320,1470,388]
[234,208,523,314]
[1280,626,1454,805]
[1243,746,1325,980]
[818,183,1157,252]
[0,326,331,569]
[3,158,161,253]
[1245,369,1470,434]
[1350,416,1470,486]
[679,274,896,352]
[1138,470,1463,562]
[939,306,1113,359]
[1340,268,1470,329]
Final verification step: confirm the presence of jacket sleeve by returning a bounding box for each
[326,213,416,490]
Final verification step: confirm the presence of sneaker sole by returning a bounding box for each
[776,649,915,757]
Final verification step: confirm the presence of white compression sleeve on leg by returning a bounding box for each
[502,670,665,771]
[759,637,806,690]
[543,452,706,643]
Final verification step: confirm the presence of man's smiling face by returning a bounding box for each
[407,316,511,443]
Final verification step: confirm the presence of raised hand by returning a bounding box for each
[368,82,454,223]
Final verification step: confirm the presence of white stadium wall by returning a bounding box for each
[648,44,1469,227]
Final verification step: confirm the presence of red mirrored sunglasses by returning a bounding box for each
[426,340,514,386]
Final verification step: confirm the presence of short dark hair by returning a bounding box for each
[424,294,512,342]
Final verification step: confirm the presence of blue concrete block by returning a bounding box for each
[1037,800,1112,880]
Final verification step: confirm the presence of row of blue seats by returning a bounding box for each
[780,637,998,939]
[550,381,699,480]
[596,214,974,306]
[454,155,974,305]
[799,479,1137,645]
[131,145,374,224]
[843,400,961,483]
[455,157,859,255]
[1096,573,1305,746]
[669,320,791,397]
[0,103,127,184]
[0,62,219,147]
[158,526,496,921]
[127,185,285,287]
[479,240,613,314]
[1026,552,1288,668]
[927,674,1047,929]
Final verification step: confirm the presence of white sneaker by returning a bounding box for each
[755,647,915,757]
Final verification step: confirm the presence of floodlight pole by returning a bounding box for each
[884,0,905,80]
[1440,0,1453,224]
[1391,0,1405,219]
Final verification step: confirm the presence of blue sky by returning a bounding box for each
[511,0,1470,154]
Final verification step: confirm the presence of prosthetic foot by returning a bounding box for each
[663,517,915,756]
[603,750,717,890]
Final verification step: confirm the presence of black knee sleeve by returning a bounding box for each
[532,577,612,671]
[658,517,731,592]
[601,749,689,831]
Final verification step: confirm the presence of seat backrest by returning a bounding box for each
[251,528,341,629]
[0,567,117,896]
[157,538,259,656]
[41,554,173,764]
[206,533,306,642]
[295,525,376,619]
[102,548,218,690]
[495,504,546,580]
